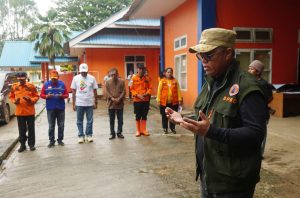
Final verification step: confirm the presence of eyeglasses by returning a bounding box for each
[196,49,225,62]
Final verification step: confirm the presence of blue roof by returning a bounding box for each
[80,29,160,47]
[0,41,78,67]
[30,56,79,63]
[69,31,83,39]
[114,19,160,27]
[0,41,37,67]
[81,34,160,47]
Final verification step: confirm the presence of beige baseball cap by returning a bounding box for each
[189,28,237,53]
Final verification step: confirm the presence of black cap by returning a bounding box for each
[16,72,27,78]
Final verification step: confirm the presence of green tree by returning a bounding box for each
[56,0,132,31]
[29,9,70,70]
[0,0,37,55]
[0,0,37,40]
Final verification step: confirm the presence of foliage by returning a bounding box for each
[29,9,70,69]
[60,64,74,71]
[0,0,37,40]
[56,0,132,31]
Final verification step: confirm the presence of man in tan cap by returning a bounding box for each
[166,28,268,197]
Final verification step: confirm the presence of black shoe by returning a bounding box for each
[48,142,55,148]
[29,146,36,151]
[163,128,168,134]
[117,133,124,139]
[171,129,176,134]
[58,141,65,146]
[18,145,26,153]
[109,135,116,140]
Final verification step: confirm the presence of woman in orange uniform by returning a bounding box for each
[130,65,152,137]
[156,67,182,134]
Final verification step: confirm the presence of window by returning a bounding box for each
[174,35,187,51]
[234,27,273,43]
[235,28,252,41]
[235,49,272,82]
[174,54,187,90]
[254,29,272,42]
[124,55,145,77]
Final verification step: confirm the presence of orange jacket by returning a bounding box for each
[157,78,182,106]
[130,74,152,102]
[9,82,39,116]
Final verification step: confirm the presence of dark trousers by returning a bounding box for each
[159,104,178,130]
[108,108,124,135]
[200,182,255,198]
[134,102,149,120]
[17,115,35,147]
[47,109,65,143]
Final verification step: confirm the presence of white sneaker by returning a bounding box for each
[78,137,84,144]
[87,136,93,143]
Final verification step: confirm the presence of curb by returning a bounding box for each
[0,104,46,165]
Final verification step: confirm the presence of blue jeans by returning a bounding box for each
[76,106,94,137]
[108,108,123,135]
[47,109,65,143]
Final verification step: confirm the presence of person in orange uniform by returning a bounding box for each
[9,72,39,152]
[130,65,152,137]
[157,67,182,134]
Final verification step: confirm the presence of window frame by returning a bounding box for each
[124,55,146,78]
[233,27,273,43]
[174,35,188,51]
[235,48,272,82]
[174,53,188,91]
[234,27,253,42]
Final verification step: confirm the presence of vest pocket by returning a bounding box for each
[209,108,242,178]
[211,142,242,177]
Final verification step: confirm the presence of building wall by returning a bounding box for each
[216,0,300,83]
[85,48,160,95]
[165,0,199,108]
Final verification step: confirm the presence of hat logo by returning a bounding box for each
[229,84,239,96]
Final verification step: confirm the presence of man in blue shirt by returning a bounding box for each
[40,70,69,147]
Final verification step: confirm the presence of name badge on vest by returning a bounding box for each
[229,84,239,96]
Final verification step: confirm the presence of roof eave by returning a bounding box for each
[72,43,159,49]
[107,23,159,29]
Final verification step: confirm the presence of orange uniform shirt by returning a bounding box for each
[130,74,152,102]
[9,82,39,116]
[156,78,182,106]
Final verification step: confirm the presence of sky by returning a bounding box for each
[34,0,57,15]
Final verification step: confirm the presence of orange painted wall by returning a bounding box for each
[216,0,300,83]
[165,0,199,109]
[85,48,160,95]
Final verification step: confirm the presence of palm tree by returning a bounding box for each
[29,9,70,69]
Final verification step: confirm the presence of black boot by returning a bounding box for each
[18,145,26,153]
[163,128,168,134]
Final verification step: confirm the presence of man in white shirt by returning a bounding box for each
[71,63,98,143]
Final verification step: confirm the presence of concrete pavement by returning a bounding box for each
[0,100,199,198]
[0,99,300,197]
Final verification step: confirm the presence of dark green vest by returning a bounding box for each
[194,61,264,193]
